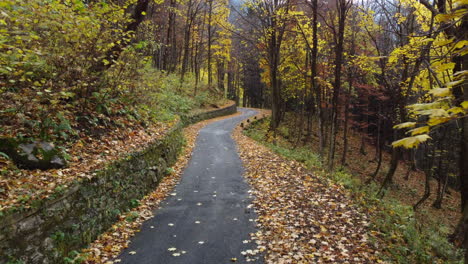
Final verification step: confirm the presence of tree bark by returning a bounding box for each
[327,0,350,170]
[310,0,325,156]
[207,0,213,87]
[267,0,290,132]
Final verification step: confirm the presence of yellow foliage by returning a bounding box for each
[393,122,416,129]
[392,135,431,149]
[428,116,452,126]
[433,38,454,46]
[429,88,451,97]
[409,126,430,136]
[448,107,465,115]
[418,108,449,118]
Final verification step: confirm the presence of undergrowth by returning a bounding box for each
[244,117,464,264]
[0,0,224,145]
[133,67,223,123]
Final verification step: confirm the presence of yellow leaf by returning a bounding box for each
[446,79,464,87]
[455,40,468,50]
[433,38,454,46]
[462,101,468,109]
[428,116,451,126]
[448,107,465,115]
[455,0,468,7]
[409,126,429,136]
[429,88,451,97]
[418,109,449,117]
[392,135,431,149]
[393,122,416,129]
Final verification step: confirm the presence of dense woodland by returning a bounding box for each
[0,0,467,263]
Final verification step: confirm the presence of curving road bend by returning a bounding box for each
[118,108,261,264]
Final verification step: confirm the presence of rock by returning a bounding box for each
[0,138,67,170]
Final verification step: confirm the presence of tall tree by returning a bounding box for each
[326,0,352,170]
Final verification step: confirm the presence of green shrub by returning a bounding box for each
[129,67,221,123]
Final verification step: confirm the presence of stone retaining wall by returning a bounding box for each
[0,103,237,264]
[180,103,237,125]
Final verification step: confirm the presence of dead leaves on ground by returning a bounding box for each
[233,119,383,263]
[0,119,176,212]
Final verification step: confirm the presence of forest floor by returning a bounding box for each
[278,116,461,235]
[243,114,463,262]
[339,130,461,234]
[0,101,231,213]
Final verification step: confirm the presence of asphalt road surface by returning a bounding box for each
[118,108,261,264]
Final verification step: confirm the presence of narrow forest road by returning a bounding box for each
[118,108,261,264]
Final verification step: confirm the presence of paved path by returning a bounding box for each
[118,108,261,264]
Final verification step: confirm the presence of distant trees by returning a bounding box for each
[146,0,233,95]
[237,0,294,132]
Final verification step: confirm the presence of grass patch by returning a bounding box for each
[244,117,464,264]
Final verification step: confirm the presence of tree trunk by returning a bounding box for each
[327,0,349,170]
[341,88,350,166]
[180,1,193,82]
[163,0,177,72]
[378,138,400,197]
[433,156,448,209]
[207,0,213,87]
[310,0,325,156]
[414,143,436,210]
[455,53,468,257]
[217,60,226,93]
[269,35,282,131]
[413,165,431,210]
[451,16,468,254]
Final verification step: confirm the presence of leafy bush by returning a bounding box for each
[0,0,222,144]
[129,66,222,122]
[0,0,140,140]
